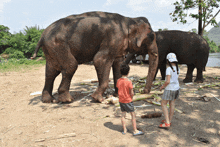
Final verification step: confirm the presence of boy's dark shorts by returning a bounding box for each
[120,102,134,112]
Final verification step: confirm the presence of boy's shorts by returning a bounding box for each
[120,102,134,112]
[162,89,180,100]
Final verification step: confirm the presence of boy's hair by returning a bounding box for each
[167,60,179,74]
[120,64,130,75]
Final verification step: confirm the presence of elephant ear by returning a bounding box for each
[130,20,150,48]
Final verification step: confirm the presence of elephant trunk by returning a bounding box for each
[124,53,135,64]
[144,43,158,93]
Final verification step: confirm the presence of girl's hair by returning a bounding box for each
[167,60,179,74]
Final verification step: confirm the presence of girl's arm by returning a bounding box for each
[160,75,171,91]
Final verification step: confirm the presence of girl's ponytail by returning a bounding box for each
[167,60,175,72]
[167,59,179,74]
[176,62,179,74]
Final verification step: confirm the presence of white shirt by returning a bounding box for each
[165,66,180,91]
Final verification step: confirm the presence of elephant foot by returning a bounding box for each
[57,92,73,103]
[91,92,104,103]
[42,91,55,103]
[194,78,203,83]
[143,88,150,94]
[183,78,192,83]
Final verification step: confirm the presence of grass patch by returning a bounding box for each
[0,58,46,72]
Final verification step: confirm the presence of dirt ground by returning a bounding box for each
[0,63,220,147]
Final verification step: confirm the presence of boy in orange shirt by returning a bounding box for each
[116,64,144,136]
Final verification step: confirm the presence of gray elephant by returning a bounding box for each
[31,11,158,103]
[125,30,210,83]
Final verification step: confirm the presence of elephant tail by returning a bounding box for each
[30,37,44,60]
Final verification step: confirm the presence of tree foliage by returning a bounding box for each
[0,25,44,59]
[170,0,220,36]
[204,35,220,52]
[0,25,11,54]
[22,26,44,57]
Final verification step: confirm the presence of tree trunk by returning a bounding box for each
[198,0,203,36]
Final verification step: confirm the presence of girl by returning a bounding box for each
[159,53,180,128]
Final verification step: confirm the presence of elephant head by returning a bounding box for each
[127,18,159,93]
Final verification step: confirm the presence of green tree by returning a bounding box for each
[170,0,220,36]
[203,31,219,52]
[204,35,219,52]
[0,25,11,54]
[22,26,44,58]
[3,26,44,59]
[4,32,25,55]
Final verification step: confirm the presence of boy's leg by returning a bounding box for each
[121,112,127,133]
[169,99,176,123]
[130,112,138,133]
[161,100,170,124]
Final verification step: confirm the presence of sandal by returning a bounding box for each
[161,119,166,123]
[159,122,170,128]
[133,131,144,136]
[161,120,172,125]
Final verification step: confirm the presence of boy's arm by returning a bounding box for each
[130,88,134,99]
[160,75,170,91]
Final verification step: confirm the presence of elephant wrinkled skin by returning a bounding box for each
[125,30,209,83]
[31,11,158,103]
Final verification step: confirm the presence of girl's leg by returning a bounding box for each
[121,112,127,133]
[161,100,170,124]
[169,99,176,123]
[130,112,138,132]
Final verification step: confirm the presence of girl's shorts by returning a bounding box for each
[120,102,134,112]
[162,89,180,100]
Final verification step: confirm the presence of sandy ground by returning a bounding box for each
[0,63,220,147]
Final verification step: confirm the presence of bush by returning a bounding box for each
[22,26,44,58]
[203,35,220,53]
[0,25,11,54]
[1,25,44,59]
[3,47,17,54]
[9,51,25,59]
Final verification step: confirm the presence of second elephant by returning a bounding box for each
[125,30,210,83]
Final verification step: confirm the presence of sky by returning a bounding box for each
[1,0,220,34]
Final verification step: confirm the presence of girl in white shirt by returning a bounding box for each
[159,53,180,128]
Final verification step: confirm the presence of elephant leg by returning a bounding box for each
[194,67,203,83]
[183,64,195,83]
[112,57,124,97]
[42,62,61,103]
[154,67,159,81]
[159,62,166,80]
[92,52,114,102]
[57,55,78,103]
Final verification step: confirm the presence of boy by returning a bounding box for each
[116,64,144,135]
[159,53,180,128]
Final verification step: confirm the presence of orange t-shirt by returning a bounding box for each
[116,77,133,103]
